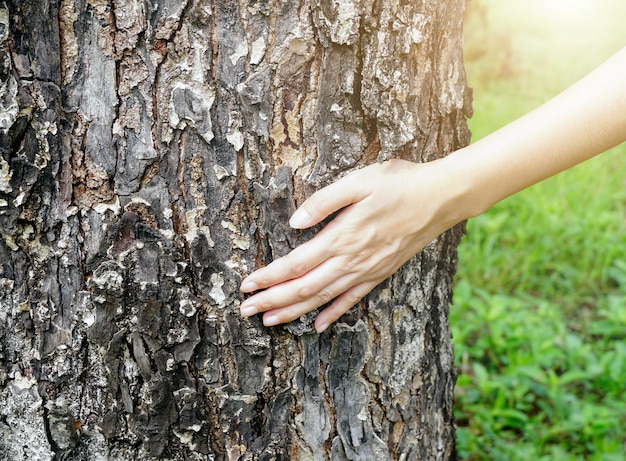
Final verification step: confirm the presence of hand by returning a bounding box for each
[239,158,466,333]
[241,47,626,333]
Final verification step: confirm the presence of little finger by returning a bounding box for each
[314,280,380,333]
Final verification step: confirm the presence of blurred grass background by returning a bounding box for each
[452,0,626,459]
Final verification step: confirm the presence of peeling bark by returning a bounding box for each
[0,0,471,459]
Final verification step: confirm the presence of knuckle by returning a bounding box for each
[344,291,365,307]
[295,284,335,306]
[287,260,309,280]
[315,289,334,306]
[296,283,317,300]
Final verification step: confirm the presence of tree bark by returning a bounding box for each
[0,0,471,459]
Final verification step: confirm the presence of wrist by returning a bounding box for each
[436,146,490,223]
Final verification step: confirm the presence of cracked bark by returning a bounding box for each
[0,0,472,459]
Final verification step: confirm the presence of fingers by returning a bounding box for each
[289,169,367,229]
[241,261,380,334]
[313,281,379,333]
[257,279,378,332]
[241,167,374,291]
[240,230,334,293]
[240,258,357,319]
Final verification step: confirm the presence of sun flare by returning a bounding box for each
[542,0,599,24]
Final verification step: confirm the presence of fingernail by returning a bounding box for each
[263,314,280,327]
[289,208,312,229]
[240,305,258,317]
[315,322,330,334]
[240,279,257,292]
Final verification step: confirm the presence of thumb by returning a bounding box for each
[289,170,366,229]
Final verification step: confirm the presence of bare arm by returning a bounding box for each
[454,46,626,217]
[239,47,626,333]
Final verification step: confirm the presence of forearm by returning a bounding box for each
[445,46,626,220]
[238,48,626,332]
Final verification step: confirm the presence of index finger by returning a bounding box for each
[239,231,332,292]
[289,168,368,229]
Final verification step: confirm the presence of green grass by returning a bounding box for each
[452,0,626,459]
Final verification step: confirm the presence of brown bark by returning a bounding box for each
[0,0,471,459]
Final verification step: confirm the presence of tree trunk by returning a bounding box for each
[0,0,471,459]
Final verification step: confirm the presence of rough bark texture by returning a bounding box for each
[0,0,472,459]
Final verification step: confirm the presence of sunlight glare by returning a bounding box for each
[542,0,599,25]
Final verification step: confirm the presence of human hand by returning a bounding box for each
[239,47,626,333]
[239,158,467,333]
